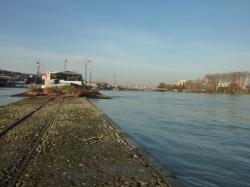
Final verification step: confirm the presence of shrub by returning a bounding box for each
[29,86,43,93]
[43,87,62,96]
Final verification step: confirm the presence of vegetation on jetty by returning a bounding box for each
[14,85,110,99]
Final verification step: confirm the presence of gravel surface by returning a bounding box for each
[0,97,61,186]
[0,96,51,131]
[0,97,179,187]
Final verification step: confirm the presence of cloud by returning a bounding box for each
[0,45,83,73]
[91,27,165,59]
[1,27,250,86]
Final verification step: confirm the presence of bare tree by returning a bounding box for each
[204,71,250,94]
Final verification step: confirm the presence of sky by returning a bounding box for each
[0,0,250,85]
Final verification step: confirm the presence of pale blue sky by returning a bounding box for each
[0,0,250,85]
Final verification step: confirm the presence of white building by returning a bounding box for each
[176,80,186,86]
[217,81,230,88]
[42,71,83,88]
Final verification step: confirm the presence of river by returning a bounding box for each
[92,90,250,187]
[0,88,27,106]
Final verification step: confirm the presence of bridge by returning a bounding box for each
[0,76,16,87]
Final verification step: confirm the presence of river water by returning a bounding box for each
[0,88,27,106]
[92,91,250,187]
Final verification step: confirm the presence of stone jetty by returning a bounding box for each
[0,96,180,186]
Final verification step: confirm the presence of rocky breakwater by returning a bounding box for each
[0,96,180,186]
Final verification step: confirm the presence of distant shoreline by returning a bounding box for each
[152,88,250,95]
[155,91,250,95]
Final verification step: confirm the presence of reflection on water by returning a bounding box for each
[0,88,27,106]
[92,91,250,187]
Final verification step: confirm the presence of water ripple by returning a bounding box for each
[93,91,250,187]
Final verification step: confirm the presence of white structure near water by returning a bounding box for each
[42,71,83,88]
[176,80,187,86]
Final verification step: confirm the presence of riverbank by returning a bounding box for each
[154,88,250,95]
[0,96,180,186]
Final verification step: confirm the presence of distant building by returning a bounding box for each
[217,81,230,88]
[42,71,83,88]
[176,80,186,86]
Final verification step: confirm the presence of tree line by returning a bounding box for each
[204,71,250,93]
[158,71,250,94]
